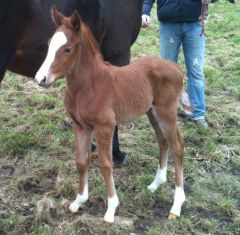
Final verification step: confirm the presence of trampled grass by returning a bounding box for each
[0,1,239,234]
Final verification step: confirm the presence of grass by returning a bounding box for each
[0,1,240,234]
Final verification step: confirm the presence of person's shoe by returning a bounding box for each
[193,119,209,128]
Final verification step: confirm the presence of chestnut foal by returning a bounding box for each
[35,8,185,223]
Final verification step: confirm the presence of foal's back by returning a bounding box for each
[108,55,184,123]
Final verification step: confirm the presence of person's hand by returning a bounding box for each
[142,15,151,27]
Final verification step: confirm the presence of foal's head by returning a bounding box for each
[35,7,83,87]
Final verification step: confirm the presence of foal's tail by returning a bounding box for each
[180,89,192,115]
[179,69,192,115]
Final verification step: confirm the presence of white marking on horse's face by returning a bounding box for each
[35,31,67,85]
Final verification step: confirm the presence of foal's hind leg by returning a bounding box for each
[69,124,93,213]
[147,109,169,192]
[151,106,185,218]
[95,123,119,223]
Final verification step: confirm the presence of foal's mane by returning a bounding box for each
[80,23,111,66]
[79,22,102,60]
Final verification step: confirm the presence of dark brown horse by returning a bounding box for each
[0,0,144,164]
[36,8,185,223]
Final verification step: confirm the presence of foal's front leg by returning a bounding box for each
[69,124,93,213]
[95,124,119,223]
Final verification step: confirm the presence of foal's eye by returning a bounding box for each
[64,48,72,53]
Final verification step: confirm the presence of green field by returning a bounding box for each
[0,1,239,234]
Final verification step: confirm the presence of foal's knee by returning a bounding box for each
[76,155,89,173]
[173,131,185,158]
[99,159,113,176]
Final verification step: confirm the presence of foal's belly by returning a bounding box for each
[114,92,153,124]
[116,108,150,124]
[113,76,153,123]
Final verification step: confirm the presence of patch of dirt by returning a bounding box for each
[0,227,7,235]
[132,198,172,234]
[0,195,10,222]
[75,213,134,235]
[133,217,152,234]
[230,167,240,176]
[36,197,59,223]
[75,222,96,235]
[0,165,26,178]
[196,207,233,223]
[15,167,59,196]
[196,207,218,220]
[152,199,172,218]
[184,182,192,194]
[0,165,15,177]
[84,196,106,217]
[229,162,240,176]
[18,177,41,194]
[224,117,239,128]
[17,215,35,234]
[16,203,34,217]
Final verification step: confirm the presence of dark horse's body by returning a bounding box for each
[0,0,143,163]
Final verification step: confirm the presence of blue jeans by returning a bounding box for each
[160,21,206,120]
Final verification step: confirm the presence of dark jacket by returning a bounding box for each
[142,0,217,23]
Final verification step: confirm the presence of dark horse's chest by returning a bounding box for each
[0,0,143,81]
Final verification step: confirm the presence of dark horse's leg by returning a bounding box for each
[0,1,28,83]
[108,50,131,166]
[112,125,126,165]
[0,45,16,83]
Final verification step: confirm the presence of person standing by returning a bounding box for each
[142,0,218,128]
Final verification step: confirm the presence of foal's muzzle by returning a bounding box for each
[38,76,47,87]
[35,73,54,88]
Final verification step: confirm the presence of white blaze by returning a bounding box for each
[35,31,67,83]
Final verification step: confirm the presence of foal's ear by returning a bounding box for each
[51,5,64,26]
[71,10,81,32]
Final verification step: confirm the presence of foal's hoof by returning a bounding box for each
[168,213,177,220]
[69,202,80,213]
[147,184,158,193]
[104,214,115,223]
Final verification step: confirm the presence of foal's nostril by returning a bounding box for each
[39,76,47,87]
